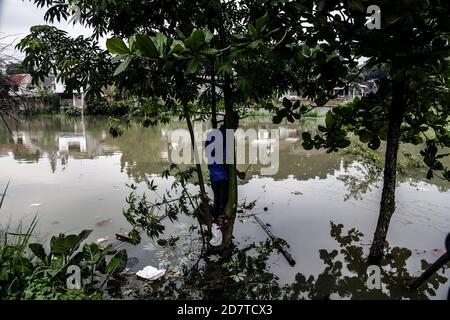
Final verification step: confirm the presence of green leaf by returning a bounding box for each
[248,40,262,49]
[201,48,219,56]
[325,112,334,128]
[316,97,328,106]
[128,35,136,51]
[106,250,128,275]
[29,243,47,262]
[282,98,292,109]
[152,33,168,57]
[248,24,258,39]
[135,34,159,58]
[111,54,127,64]
[348,0,365,13]
[358,129,372,143]
[113,56,132,76]
[185,59,200,75]
[336,139,351,149]
[50,230,92,257]
[433,161,444,171]
[255,14,269,31]
[302,141,314,150]
[185,29,205,50]
[204,29,213,44]
[302,132,312,141]
[83,243,101,262]
[273,114,283,124]
[169,39,186,55]
[157,239,168,246]
[368,137,381,150]
[106,37,130,55]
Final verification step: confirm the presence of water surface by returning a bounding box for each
[0,116,448,299]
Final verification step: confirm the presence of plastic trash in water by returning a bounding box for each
[96,237,109,244]
[136,266,166,280]
[95,218,113,227]
[209,223,223,247]
[29,203,41,207]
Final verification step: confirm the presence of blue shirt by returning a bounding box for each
[206,127,228,183]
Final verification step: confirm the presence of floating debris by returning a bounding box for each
[116,232,133,242]
[291,191,303,195]
[95,218,113,227]
[136,266,166,280]
[96,237,109,245]
[29,203,41,207]
[209,223,223,247]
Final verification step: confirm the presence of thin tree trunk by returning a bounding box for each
[210,59,218,129]
[221,72,237,248]
[182,99,212,233]
[216,4,237,249]
[368,78,407,265]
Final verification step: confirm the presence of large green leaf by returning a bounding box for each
[106,37,130,55]
[135,34,159,58]
[169,39,186,55]
[106,249,127,275]
[185,58,202,75]
[185,29,205,50]
[204,29,213,44]
[113,56,132,76]
[151,33,168,57]
[50,230,92,257]
[255,14,269,31]
[83,243,101,263]
[29,243,47,262]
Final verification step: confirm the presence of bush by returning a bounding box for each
[61,105,82,117]
[85,97,130,116]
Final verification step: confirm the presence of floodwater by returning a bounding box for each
[0,116,449,299]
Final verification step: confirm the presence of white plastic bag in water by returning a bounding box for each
[209,223,223,247]
[136,266,166,280]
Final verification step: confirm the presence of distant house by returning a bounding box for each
[282,83,371,106]
[7,73,33,96]
[330,83,370,100]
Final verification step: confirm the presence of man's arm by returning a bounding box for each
[223,160,246,180]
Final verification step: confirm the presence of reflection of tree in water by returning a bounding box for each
[115,222,448,300]
[284,222,448,300]
[338,142,450,200]
[104,124,174,182]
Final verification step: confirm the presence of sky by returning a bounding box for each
[0,0,94,59]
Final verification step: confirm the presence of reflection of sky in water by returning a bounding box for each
[0,117,449,299]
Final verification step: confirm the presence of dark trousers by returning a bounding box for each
[211,180,228,218]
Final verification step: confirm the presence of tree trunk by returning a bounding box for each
[182,99,211,233]
[210,59,218,129]
[368,79,407,265]
[216,2,237,250]
[222,72,237,234]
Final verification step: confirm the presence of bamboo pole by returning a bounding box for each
[254,215,296,266]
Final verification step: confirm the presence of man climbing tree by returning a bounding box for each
[205,111,246,247]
